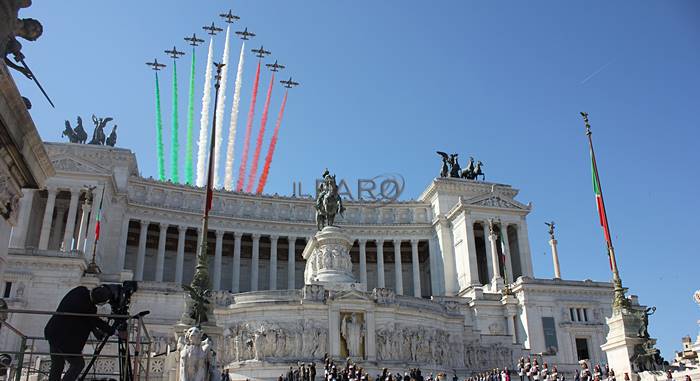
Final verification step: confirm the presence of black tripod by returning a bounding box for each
[79,311,149,381]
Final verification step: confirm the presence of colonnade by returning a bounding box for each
[11,186,101,260]
[123,220,431,298]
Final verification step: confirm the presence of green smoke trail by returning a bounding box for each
[184,47,196,185]
[155,72,165,181]
[170,59,180,183]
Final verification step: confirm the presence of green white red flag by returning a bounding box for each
[590,147,613,269]
[94,188,105,241]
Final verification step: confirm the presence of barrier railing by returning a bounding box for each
[0,308,153,381]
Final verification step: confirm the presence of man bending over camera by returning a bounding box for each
[44,285,114,381]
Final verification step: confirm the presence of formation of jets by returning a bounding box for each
[266,60,285,72]
[184,33,204,47]
[146,59,167,71]
[252,45,271,59]
[164,46,185,60]
[151,11,300,89]
[235,27,255,41]
[280,77,299,88]
[203,22,223,36]
[220,9,240,24]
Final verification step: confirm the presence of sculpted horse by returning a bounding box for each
[106,125,117,147]
[474,161,485,180]
[74,116,88,143]
[62,121,79,143]
[315,175,345,230]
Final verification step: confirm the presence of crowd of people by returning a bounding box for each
[269,354,693,381]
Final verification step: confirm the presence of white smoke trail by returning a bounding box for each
[213,26,231,189]
[196,37,215,187]
[224,41,245,191]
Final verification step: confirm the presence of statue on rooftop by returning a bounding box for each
[106,125,117,147]
[437,151,485,180]
[89,114,112,145]
[62,116,88,144]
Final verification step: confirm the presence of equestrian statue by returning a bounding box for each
[315,169,345,230]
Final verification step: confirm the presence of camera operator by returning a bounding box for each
[44,285,115,381]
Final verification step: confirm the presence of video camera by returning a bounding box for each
[104,280,138,316]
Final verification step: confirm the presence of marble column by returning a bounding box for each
[76,201,91,253]
[232,232,241,292]
[287,236,296,289]
[487,227,501,282]
[214,230,224,290]
[428,237,441,296]
[61,188,80,251]
[117,217,130,272]
[251,234,260,291]
[135,220,149,281]
[155,223,168,282]
[393,239,403,295]
[176,226,186,284]
[38,187,57,250]
[269,235,278,290]
[436,216,458,296]
[358,239,367,286]
[464,214,481,286]
[9,188,35,248]
[500,223,514,283]
[549,238,561,279]
[410,239,421,297]
[376,239,385,288]
[516,220,534,277]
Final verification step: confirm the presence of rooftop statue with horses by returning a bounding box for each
[436,151,485,181]
[315,169,345,231]
[61,115,117,147]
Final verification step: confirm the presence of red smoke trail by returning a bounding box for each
[236,60,262,191]
[256,90,288,194]
[245,72,275,193]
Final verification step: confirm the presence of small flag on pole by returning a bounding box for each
[94,187,105,241]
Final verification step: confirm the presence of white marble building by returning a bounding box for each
[1,142,615,378]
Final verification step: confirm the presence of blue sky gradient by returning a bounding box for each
[14,1,700,358]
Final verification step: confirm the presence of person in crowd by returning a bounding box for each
[221,369,230,381]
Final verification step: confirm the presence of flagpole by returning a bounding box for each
[580,112,628,311]
[189,63,224,316]
[85,186,105,275]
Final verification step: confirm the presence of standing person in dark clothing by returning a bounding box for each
[44,285,114,381]
[310,363,317,381]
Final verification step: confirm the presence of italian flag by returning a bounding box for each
[590,149,613,269]
[94,190,105,241]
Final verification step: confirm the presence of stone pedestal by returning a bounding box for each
[303,226,363,291]
[601,307,662,380]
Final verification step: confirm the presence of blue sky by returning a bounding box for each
[15,1,699,358]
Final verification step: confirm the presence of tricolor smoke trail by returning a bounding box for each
[184,46,196,185]
[224,42,245,191]
[170,58,180,183]
[196,38,215,187]
[245,72,275,193]
[154,71,165,181]
[213,26,232,188]
[236,60,262,192]
[256,90,288,194]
